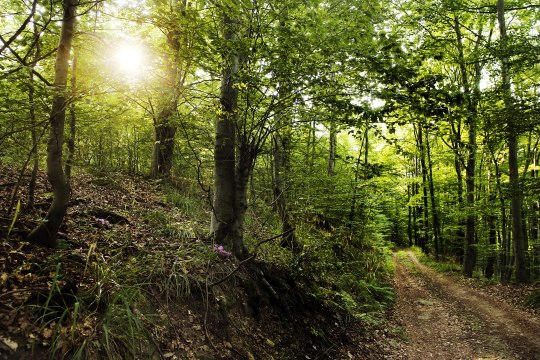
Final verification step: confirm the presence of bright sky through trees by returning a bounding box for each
[110,41,150,82]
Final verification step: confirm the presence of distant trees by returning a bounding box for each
[381,0,540,282]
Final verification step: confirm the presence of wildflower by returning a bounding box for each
[94,217,112,228]
[212,244,232,258]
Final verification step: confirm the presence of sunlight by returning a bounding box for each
[111,42,149,82]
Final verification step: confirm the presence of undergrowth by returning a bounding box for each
[290,224,395,325]
[2,172,398,359]
[410,247,462,274]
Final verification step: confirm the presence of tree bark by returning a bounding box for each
[497,0,528,283]
[65,47,77,189]
[27,0,76,247]
[348,126,368,228]
[407,180,413,247]
[28,19,41,209]
[152,117,177,179]
[212,13,244,257]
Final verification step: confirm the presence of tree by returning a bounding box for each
[150,0,193,179]
[453,13,484,277]
[211,4,248,258]
[497,0,528,283]
[27,0,77,247]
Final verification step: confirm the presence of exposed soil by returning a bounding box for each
[389,251,540,360]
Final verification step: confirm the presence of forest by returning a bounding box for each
[1,0,540,358]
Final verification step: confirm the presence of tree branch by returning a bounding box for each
[209,227,296,287]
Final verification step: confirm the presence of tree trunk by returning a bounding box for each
[328,121,337,176]
[27,0,76,247]
[497,0,528,283]
[407,181,413,247]
[150,7,189,179]
[65,47,77,189]
[152,118,177,179]
[231,145,252,259]
[348,126,368,228]
[416,123,429,252]
[273,130,298,251]
[425,131,441,259]
[28,72,39,209]
[454,15,480,277]
[28,20,41,209]
[485,169,497,279]
[212,13,242,257]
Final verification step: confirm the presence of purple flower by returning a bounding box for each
[95,217,112,228]
[212,244,232,258]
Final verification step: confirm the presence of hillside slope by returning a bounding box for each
[0,168,396,359]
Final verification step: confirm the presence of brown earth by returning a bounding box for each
[389,251,540,360]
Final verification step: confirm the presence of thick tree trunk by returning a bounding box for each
[497,0,528,283]
[212,13,242,257]
[231,146,252,259]
[150,11,188,179]
[152,118,177,179]
[27,0,76,247]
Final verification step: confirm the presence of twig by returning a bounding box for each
[209,228,295,287]
[0,287,48,299]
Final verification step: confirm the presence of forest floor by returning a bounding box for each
[0,167,395,359]
[388,250,540,360]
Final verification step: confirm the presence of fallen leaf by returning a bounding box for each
[0,336,18,351]
[42,327,53,339]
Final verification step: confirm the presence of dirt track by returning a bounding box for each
[389,251,540,360]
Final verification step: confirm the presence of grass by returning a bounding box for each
[30,227,213,359]
[525,290,540,308]
[408,247,463,274]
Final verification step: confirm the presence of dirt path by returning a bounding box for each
[389,251,540,360]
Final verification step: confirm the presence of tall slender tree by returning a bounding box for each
[27,0,77,247]
[497,0,528,283]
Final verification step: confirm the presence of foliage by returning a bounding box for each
[524,290,540,309]
[2,0,540,356]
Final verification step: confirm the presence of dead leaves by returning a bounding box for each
[0,336,18,351]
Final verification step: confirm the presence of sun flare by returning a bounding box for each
[111,43,148,81]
